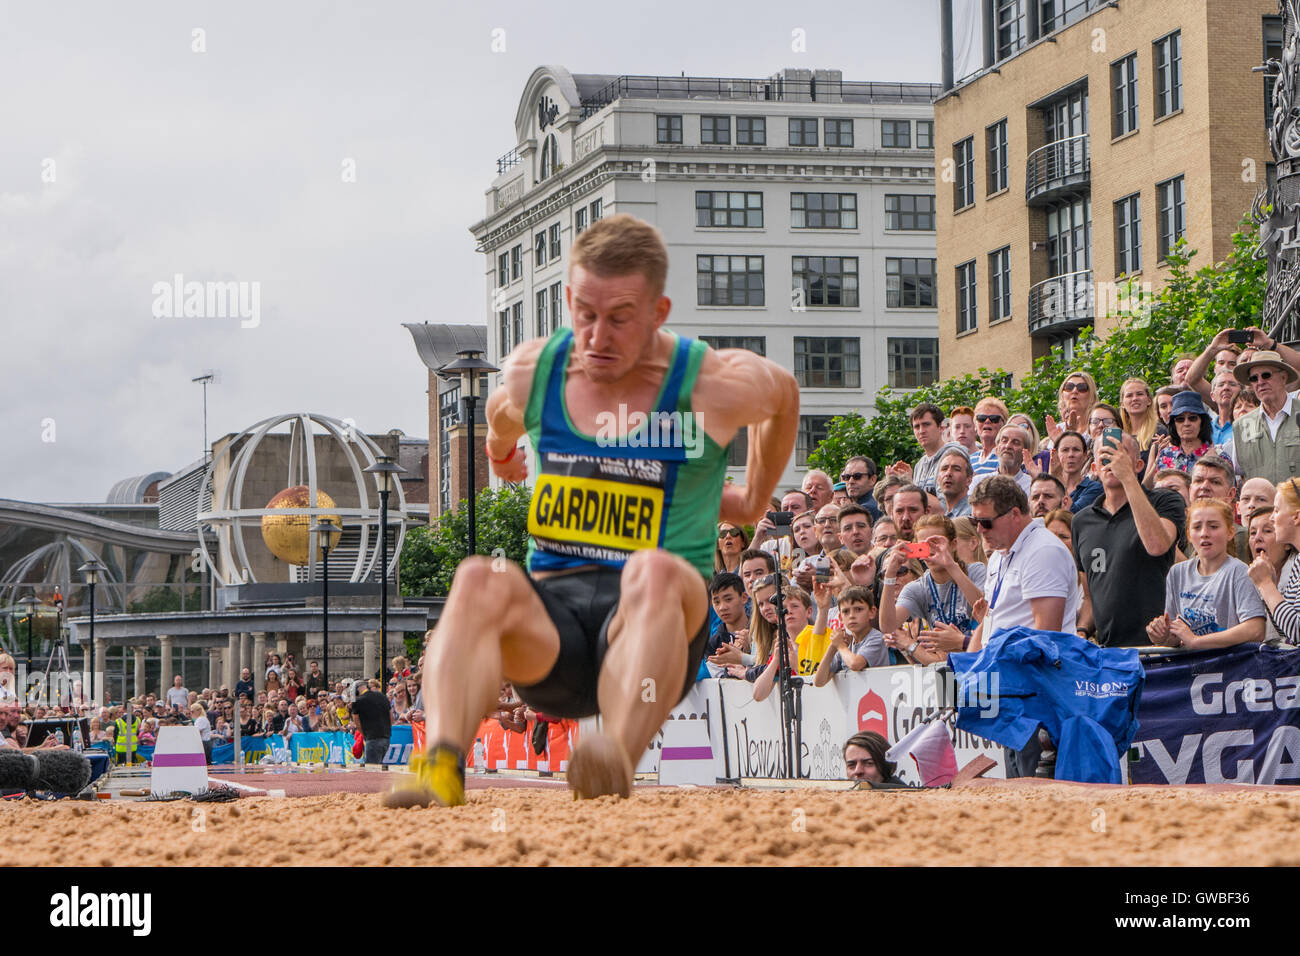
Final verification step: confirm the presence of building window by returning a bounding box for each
[956,260,977,334]
[696,191,763,228]
[550,282,563,329]
[549,223,561,260]
[534,231,547,268]
[886,257,938,308]
[997,0,1026,59]
[1157,175,1185,262]
[825,118,854,147]
[510,245,522,282]
[796,415,833,467]
[1112,53,1139,138]
[987,119,1008,194]
[700,335,766,355]
[789,117,819,146]
[438,385,459,514]
[1047,197,1092,275]
[885,194,936,230]
[792,256,859,308]
[916,120,934,149]
[794,337,861,388]
[539,134,559,180]
[737,116,767,145]
[511,301,523,348]
[498,309,510,355]
[535,289,548,338]
[575,206,588,234]
[1154,31,1182,118]
[1267,16,1284,126]
[657,115,682,144]
[1114,193,1142,276]
[497,252,509,288]
[697,255,765,306]
[701,115,731,144]
[881,119,911,148]
[724,429,748,467]
[1040,0,1092,34]
[953,136,975,210]
[887,338,939,388]
[989,247,1011,322]
[590,198,602,221]
[790,192,857,229]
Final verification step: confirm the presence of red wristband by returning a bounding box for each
[488,444,518,465]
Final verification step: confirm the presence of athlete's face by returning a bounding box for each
[567,266,669,384]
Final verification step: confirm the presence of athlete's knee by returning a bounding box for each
[621,549,689,592]
[450,555,527,601]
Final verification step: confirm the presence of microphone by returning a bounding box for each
[0,748,92,794]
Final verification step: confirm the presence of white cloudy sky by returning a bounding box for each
[0,0,939,503]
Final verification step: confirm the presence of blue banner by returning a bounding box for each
[1131,644,1300,784]
[383,724,414,765]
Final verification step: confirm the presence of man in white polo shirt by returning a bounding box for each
[165,675,190,713]
[968,475,1080,645]
[967,475,1081,777]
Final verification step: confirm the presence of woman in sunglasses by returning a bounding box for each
[1045,370,1100,442]
[714,522,750,574]
[1145,391,1216,484]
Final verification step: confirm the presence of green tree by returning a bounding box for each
[808,218,1267,478]
[399,485,531,598]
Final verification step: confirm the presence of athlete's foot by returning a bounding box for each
[379,746,466,809]
[566,733,633,799]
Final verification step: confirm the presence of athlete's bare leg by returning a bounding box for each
[421,556,560,757]
[568,549,707,798]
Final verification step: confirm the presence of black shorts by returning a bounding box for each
[516,567,709,719]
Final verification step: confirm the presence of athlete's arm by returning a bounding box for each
[484,338,547,482]
[697,349,801,525]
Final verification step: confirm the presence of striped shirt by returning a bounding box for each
[1267,553,1300,644]
[971,448,1000,481]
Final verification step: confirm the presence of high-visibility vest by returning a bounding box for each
[114,717,139,753]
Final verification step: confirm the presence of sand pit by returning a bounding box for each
[4,780,1300,866]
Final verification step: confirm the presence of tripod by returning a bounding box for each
[769,570,803,779]
[38,600,75,709]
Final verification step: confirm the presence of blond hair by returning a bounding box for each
[568,214,669,298]
[1186,498,1239,559]
[1120,378,1159,450]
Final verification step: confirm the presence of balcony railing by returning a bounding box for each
[496,148,520,176]
[1025,134,1090,205]
[1028,269,1094,336]
[579,75,942,117]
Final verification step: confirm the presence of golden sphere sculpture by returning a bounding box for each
[260,486,340,565]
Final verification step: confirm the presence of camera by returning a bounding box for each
[766,510,795,537]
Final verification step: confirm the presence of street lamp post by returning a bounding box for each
[77,560,106,706]
[441,349,500,557]
[364,455,406,682]
[15,595,38,704]
[310,518,341,690]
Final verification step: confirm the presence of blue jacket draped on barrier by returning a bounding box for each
[949,626,1145,784]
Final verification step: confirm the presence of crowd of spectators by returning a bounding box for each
[0,646,425,768]
[706,325,1300,720]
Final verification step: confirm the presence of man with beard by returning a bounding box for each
[1029,474,1070,518]
[891,484,928,542]
[935,448,972,517]
[976,422,1033,497]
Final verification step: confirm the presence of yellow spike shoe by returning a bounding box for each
[380,746,465,809]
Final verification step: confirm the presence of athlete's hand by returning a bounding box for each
[719,483,764,525]
[487,441,528,482]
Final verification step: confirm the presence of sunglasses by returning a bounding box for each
[1172,413,1202,424]
[972,509,1010,530]
[840,472,868,481]
[975,414,1004,423]
[1061,381,1090,392]
[1249,370,1274,383]
[718,528,743,538]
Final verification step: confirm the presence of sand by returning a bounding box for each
[4,780,1299,866]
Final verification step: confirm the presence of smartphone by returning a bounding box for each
[1101,426,1123,463]
[901,541,931,560]
[766,510,795,537]
[1227,329,1253,345]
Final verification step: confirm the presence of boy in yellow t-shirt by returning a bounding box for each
[753,582,832,702]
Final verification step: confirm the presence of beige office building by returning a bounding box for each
[934,0,1279,380]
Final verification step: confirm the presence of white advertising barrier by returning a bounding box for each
[597,667,1006,785]
[150,725,209,796]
